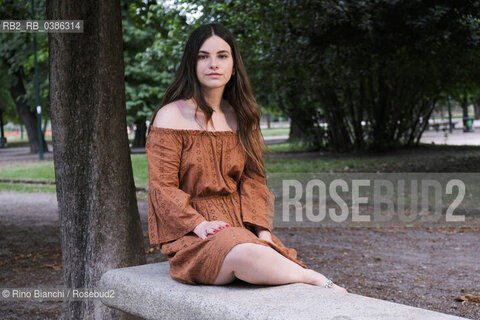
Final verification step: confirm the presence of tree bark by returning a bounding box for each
[461,95,469,118]
[0,109,4,138]
[0,109,5,147]
[474,94,480,120]
[319,89,353,152]
[288,119,306,142]
[47,0,146,319]
[9,68,49,153]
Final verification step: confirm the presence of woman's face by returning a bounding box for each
[196,35,234,91]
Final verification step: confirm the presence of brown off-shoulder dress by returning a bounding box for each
[146,126,308,285]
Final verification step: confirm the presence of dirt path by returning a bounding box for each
[0,191,479,319]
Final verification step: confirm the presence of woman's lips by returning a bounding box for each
[207,74,222,77]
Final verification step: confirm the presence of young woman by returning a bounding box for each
[146,23,347,293]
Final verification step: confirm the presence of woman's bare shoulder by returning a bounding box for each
[152,100,190,129]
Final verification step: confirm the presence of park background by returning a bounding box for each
[0,0,480,319]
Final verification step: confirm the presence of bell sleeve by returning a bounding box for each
[238,154,275,233]
[146,129,206,245]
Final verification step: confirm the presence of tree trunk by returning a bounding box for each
[9,68,49,153]
[0,109,5,148]
[319,89,353,152]
[288,119,306,142]
[461,95,469,118]
[0,109,4,138]
[47,1,146,319]
[474,95,480,120]
[132,118,146,148]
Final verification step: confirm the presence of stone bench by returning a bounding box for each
[98,262,467,320]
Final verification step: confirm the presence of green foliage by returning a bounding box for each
[122,1,200,127]
[191,0,480,151]
[2,0,478,153]
[0,0,49,122]
[0,63,17,122]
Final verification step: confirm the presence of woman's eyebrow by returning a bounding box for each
[198,50,230,54]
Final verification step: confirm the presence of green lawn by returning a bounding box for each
[0,182,57,193]
[0,154,149,191]
[0,144,380,193]
[266,142,309,152]
[0,162,56,181]
[260,127,290,137]
[3,136,53,148]
[264,157,380,173]
[131,154,148,187]
[3,134,136,148]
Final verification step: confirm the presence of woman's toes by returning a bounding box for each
[332,284,348,293]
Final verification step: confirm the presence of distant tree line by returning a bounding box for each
[1,0,479,152]
[193,0,480,151]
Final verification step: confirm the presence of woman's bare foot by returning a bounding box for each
[305,269,348,293]
[331,283,348,293]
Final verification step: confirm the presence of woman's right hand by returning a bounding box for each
[193,220,230,240]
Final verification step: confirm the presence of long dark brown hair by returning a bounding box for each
[148,23,269,173]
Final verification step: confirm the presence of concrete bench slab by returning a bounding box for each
[98,262,467,320]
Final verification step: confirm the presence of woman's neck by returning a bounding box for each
[201,87,225,113]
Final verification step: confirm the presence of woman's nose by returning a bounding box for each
[210,58,218,69]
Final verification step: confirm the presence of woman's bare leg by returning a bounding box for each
[213,243,347,292]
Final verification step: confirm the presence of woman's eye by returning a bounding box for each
[198,54,228,59]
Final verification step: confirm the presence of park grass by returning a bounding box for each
[260,128,290,137]
[0,148,376,194]
[264,157,378,173]
[4,141,33,148]
[0,182,56,193]
[3,134,136,148]
[3,136,53,148]
[4,141,474,193]
[131,154,148,187]
[265,142,310,152]
[0,154,149,189]
[0,162,55,181]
